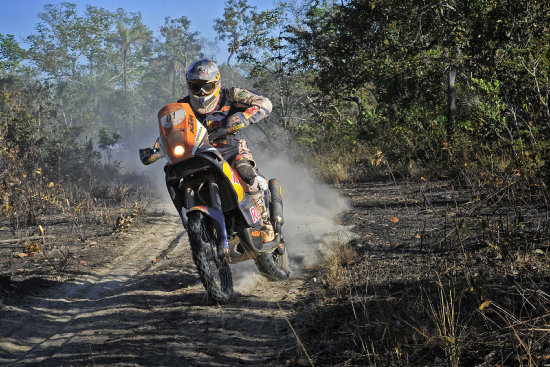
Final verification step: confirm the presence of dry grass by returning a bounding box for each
[292,179,550,366]
[319,239,359,289]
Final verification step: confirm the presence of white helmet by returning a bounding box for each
[186,59,221,115]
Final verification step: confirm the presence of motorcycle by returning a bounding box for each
[139,102,289,304]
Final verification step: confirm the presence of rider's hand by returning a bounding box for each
[209,113,249,142]
[227,112,250,129]
[139,147,163,165]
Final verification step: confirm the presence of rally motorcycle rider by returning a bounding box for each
[142,59,275,243]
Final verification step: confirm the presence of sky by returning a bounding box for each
[0,0,273,63]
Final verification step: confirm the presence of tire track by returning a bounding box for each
[0,209,304,366]
[0,213,185,366]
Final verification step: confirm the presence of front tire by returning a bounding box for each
[187,212,233,303]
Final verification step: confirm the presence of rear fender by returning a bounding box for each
[187,206,229,250]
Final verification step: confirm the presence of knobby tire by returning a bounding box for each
[187,212,233,304]
[254,247,290,281]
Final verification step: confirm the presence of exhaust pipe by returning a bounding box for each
[269,179,284,234]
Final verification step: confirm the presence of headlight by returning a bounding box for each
[173,145,185,156]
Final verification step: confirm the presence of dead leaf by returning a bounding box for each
[479,300,492,310]
[24,242,41,254]
[390,216,399,223]
[15,252,29,258]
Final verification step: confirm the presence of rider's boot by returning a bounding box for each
[250,191,275,243]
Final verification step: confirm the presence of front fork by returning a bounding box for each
[182,173,230,262]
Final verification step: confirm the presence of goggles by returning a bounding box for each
[188,80,217,96]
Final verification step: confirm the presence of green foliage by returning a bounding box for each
[461,78,507,139]
[0,34,28,74]
[2,0,549,195]
[1,2,205,223]
[276,0,550,183]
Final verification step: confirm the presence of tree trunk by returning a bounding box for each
[123,48,128,93]
[447,65,456,141]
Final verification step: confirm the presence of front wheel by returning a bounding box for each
[187,212,233,303]
[255,242,290,281]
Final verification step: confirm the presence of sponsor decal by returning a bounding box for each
[243,106,259,119]
[237,90,248,101]
[160,107,186,128]
[250,207,261,223]
[230,168,241,185]
[222,162,244,202]
[193,124,207,153]
[189,114,195,133]
[251,230,261,237]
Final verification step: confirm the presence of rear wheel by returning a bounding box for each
[255,242,290,281]
[187,212,233,303]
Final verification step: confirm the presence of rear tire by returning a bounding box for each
[255,244,290,281]
[187,212,233,303]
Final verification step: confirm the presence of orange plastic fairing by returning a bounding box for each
[158,103,204,163]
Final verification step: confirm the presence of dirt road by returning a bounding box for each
[0,207,311,366]
[2,177,548,366]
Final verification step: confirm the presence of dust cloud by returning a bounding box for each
[231,128,354,291]
[254,149,352,267]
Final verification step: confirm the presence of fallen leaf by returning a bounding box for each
[25,242,41,254]
[15,252,29,258]
[390,216,399,223]
[479,300,492,310]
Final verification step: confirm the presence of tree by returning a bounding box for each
[158,16,203,97]
[108,9,152,92]
[0,34,28,74]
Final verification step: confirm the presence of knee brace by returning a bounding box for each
[233,159,257,187]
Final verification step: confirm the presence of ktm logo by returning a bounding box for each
[251,230,261,237]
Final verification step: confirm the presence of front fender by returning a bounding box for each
[187,206,229,250]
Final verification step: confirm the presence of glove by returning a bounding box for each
[227,112,250,129]
[139,147,163,165]
[227,112,250,130]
